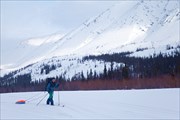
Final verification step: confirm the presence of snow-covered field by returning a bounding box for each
[1,88,179,119]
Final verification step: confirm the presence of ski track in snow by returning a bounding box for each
[1,88,179,119]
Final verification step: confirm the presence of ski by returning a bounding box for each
[58,105,65,107]
[45,104,65,107]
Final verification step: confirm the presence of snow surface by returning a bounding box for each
[1,89,180,119]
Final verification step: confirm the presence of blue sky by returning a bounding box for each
[1,1,117,42]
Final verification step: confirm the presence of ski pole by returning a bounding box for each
[58,90,60,106]
[57,81,60,106]
[36,93,48,106]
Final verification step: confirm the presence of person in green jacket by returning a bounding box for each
[46,78,59,105]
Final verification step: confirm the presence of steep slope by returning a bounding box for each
[47,0,179,57]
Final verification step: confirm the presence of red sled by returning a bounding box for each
[16,100,26,104]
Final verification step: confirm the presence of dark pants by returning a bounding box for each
[47,91,54,105]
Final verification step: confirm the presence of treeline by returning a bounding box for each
[0,74,45,93]
[58,75,179,90]
[83,51,180,79]
[0,50,180,93]
[1,74,179,93]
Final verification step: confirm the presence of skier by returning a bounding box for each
[46,77,59,105]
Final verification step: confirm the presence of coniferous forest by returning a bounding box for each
[0,50,180,93]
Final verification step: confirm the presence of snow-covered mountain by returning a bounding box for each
[1,1,180,80]
[48,0,179,57]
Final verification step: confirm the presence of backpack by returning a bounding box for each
[45,77,55,91]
